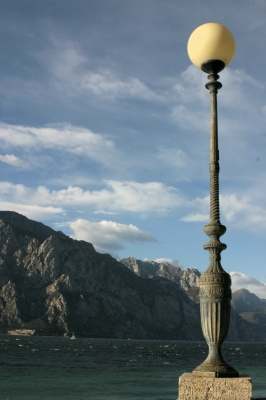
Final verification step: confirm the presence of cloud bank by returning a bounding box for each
[181,193,266,231]
[0,180,185,215]
[0,123,115,167]
[70,219,157,253]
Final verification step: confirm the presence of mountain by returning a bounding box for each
[232,288,266,329]
[0,211,203,340]
[120,257,265,342]
[120,257,200,303]
[0,211,264,341]
[232,288,263,314]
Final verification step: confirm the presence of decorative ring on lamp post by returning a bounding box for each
[187,23,239,378]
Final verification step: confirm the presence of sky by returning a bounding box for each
[0,0,266,297]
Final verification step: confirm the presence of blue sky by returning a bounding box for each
[0,0,266,297]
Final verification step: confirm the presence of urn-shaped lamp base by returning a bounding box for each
[192,344,239,377]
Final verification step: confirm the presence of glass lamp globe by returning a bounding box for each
[187,23,236,73]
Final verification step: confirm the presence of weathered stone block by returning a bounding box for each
[178,373,252,400]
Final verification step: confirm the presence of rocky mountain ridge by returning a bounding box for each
[120,257,200,303]
[0,211,264,341]
[0,211,203,339]
[120,257,266,342]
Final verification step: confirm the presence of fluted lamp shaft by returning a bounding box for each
[192,67,239,377]
[187,23,238,378]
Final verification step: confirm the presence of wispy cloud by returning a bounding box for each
[0,154,31,169]
[169,66,265,148]
[221,194,252,222]
[79,70,163,101]
[38,41,163,102]
[0,122,116,167]
[171,105,209,132]
[70,219,157,253]
[181,213,209,223]
[181,196,209,223]
[181,192,266,231]
[2,179,266,230]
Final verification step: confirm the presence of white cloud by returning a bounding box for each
[168,65,211,131]
[0,201,64,220]
[45,40,261,115]
[181,195,209,222]
[230,272,266,299]
[38,41,163,102]
[93,210,118,215]
[181,213,209,222]
[40,40,87,82]
[0,123,115,166]
[172,65,261,112]
[169,66,264,148]
[70,219,157,252]
[96,180,184,213]
[219,68,261,110]
[79,70,163,101]
[220,194,250,221]
[0,181,32,199]
[0,154,31,169]
[0,180,185,214]
[2,179,266,230]
[221,194,266,231]
[171,65,207,104]
[181,193,266,231]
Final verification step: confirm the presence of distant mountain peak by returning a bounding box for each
[120,257,200,303]
[232,288,263,314]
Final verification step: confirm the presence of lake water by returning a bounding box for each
[0,336,265,399]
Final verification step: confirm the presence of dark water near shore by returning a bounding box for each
[0,336,265,399]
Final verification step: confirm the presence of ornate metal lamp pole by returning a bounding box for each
[187,23,239,377]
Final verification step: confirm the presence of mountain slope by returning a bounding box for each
[232,288,263,314]
[120,257,200,303]
[0,211,203,340]
[121,257,266,342]
[232,288,266,330]
[0,211,264,341]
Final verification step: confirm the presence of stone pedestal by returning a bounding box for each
[178,373,252,400]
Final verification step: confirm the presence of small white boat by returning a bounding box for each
[70,333,75,339]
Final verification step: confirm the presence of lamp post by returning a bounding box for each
[187,23,239,377]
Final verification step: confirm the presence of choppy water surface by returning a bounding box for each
[0,336,265,399]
